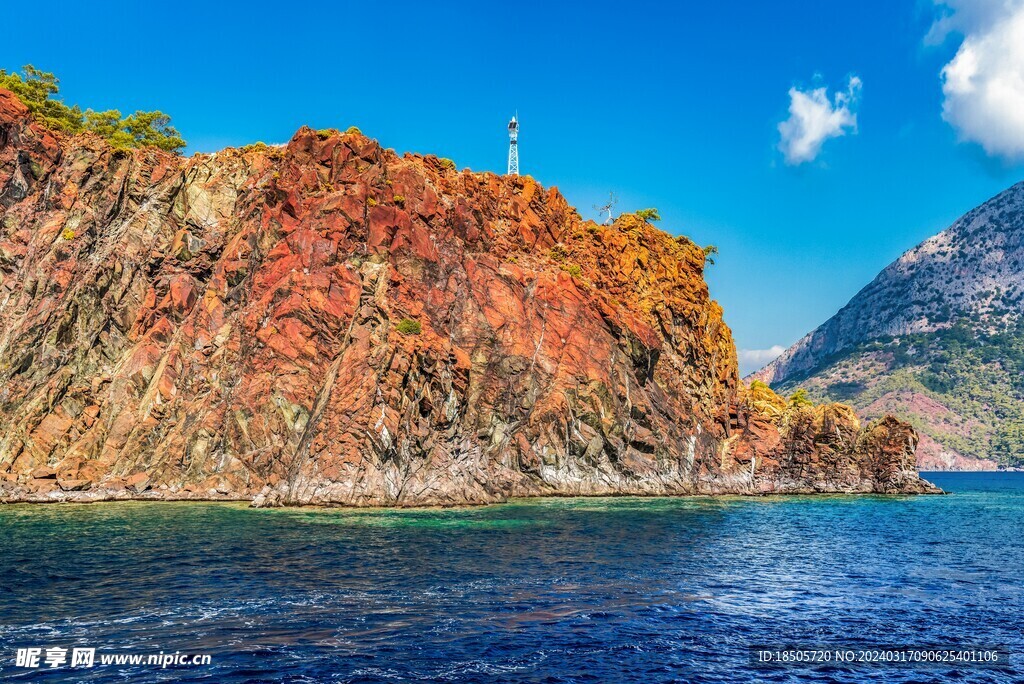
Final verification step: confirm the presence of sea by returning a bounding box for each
[0,472,1020,683]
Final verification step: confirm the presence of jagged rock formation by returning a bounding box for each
[0,88,938,504]
[755,183,1024,470]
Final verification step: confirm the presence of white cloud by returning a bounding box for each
[777,76,862,165]
[738,345,786,377]
[932,1,1024,160]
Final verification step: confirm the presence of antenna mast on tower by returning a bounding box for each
[507,115,519,176]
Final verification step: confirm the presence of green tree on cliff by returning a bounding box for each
[85,109,183,152]
[0,65,186,153]
[0,65,83,133]
[120,110,185,152]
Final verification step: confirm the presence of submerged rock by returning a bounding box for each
[0,88,939,505]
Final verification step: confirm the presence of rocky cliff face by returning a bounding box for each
[755,183,1024,470]
[0,88,937,504]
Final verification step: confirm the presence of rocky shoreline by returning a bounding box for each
[0,480,944,507]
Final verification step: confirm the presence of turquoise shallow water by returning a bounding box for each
[0,472,1021,682]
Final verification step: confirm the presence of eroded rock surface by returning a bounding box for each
[0,89,939,504]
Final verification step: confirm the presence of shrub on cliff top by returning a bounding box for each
[703,244,719,266]
[636,208,661,222]
[788,388,813,407]
[396,318,422,335]
[0,65,186,153]
[439,158,456,170]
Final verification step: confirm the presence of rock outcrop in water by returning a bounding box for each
[0,88,938,504]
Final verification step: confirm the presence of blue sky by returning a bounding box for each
[4,0,1023,373]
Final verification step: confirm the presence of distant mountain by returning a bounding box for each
[754,182,1024,470]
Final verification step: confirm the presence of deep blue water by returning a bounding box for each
[0,472,1021,683]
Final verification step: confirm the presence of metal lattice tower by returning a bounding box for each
[507,115,519,176]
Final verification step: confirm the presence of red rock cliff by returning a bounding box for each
[0,89,939,504]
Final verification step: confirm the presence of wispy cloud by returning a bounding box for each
[778,76,862,165]
[931,1,1024,161]
[738,345,786,376]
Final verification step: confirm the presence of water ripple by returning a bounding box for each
[0,473,1020,682]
